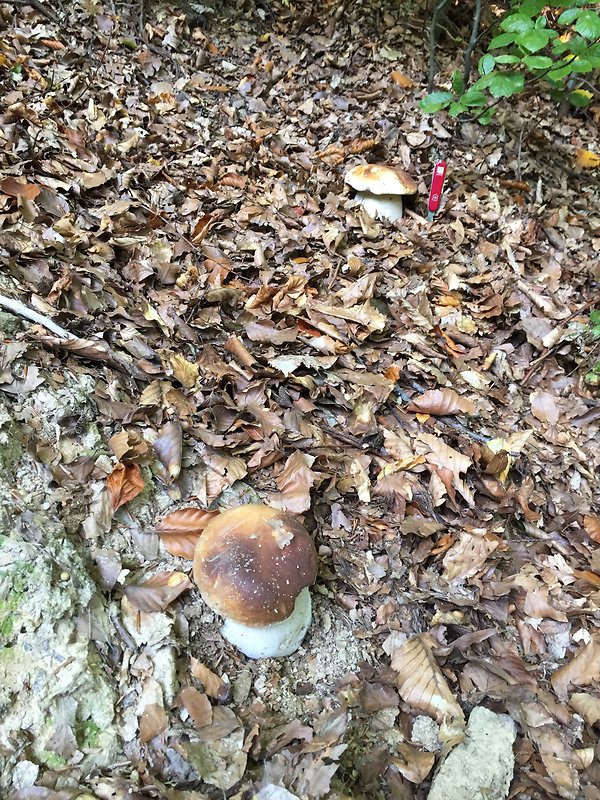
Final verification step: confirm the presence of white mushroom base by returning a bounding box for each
[221,587,312,659]
[356,190,404,221]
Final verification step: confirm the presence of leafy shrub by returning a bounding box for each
[421,0,600,122]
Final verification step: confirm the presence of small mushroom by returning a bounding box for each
[345,163,417,221]
[193,504,318,659]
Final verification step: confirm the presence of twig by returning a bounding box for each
[428,0,448,93]
[9,0,59,23]
[0,293,75,339]
[463,0,482,89]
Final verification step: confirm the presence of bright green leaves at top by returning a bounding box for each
[419,0,600,124]
[575,10,600,38]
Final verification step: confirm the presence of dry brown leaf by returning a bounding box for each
[551,638,600,701]
[391,634,464,724]
[220,171,245,188]
[153,419,183,478]
[105,462,144,511]
[139,702,168,743]
[569,692,600,726]
[157,507,218,557]
[270,451,318,514]
[194,705,241,742]
[169,353,199,388]
[523,587,568,622]
[530,390,560,426]
[108,429,149,461]
[191,658,231,702]
[123,570,192,612]
[191,212,214,243]
[583,515,600,544]
[245,319,298,344]
[406,388,475,416]
[0,176,41,200]
[179,686,213,729]
[389,742,435,783]
[391,70,415,88]
[575,148,600,169]
[442,529,500,582]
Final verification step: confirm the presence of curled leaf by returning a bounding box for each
[123,570,192,612]
[153,419,183,478]
[406,388,475,416]
[391,634,464,724]
[551,638,600,701]
[105,462,144,511]
[157,507,218,558]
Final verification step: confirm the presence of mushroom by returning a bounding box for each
[193,504,318,659]
[344,163,417,221]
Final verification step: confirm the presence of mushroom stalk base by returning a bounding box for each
[221,587,312,659]
[356,191,404,222]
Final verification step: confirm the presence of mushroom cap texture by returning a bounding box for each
[345,164,417,196]
[193,504,318,627]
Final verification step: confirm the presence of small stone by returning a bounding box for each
[427,706,516,800]
[12,760,39,790]
[412,715,441,752]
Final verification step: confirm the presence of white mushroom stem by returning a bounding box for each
[220,587,312,659]
[355,191,404,222]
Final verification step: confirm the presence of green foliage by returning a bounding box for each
[584,310,600,385]
[420,0,600,123]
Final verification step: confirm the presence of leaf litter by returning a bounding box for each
[0,0,599,798]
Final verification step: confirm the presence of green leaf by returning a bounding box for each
[451,70,464,94]
[519,0,545,14]
[558,8,581,25]
[461,89,488,107]
[494,54,521,64]
[488,72,525,98]
[569,57,594,73]
[479,54,496,75]
[489,32,517,49]
[575,10,600,38]
[516,28,554,52]
[569,88,592,106]
[523,54,553,69]
[419,92,453,114]
[501,13,534,34]
[448,101,466,117]
[546,64,574,82]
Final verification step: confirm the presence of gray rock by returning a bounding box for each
[427,706,517,800]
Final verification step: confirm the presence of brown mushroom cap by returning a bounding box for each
[193,504,318,627]
[345,164,417,196]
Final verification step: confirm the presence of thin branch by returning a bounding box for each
[9,0,59,23]
[428,0,448,93]
[0,294,75,340]
[463,0,483,89]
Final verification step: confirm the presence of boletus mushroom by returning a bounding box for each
[193,504,318,659]
[345,163,417,221]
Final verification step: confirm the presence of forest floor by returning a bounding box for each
[1,1,600,799]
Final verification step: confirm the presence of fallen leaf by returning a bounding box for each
[153,419,183,478]
[123,570,192,612]
[391,70,415,88]
[582,515,600,544]
[139,702,168,743]
[406,388,475,416]
[575,148,600,169]
[551,638,600,701]
[0,177,41,200]
[391,634,465,724]
[569,693,600,726]
[191,658,231,702]
[531,390,560,426]
[105,462,144,511]
[389,742,435,783]
[270,451,318,514]
[179,686,213,729]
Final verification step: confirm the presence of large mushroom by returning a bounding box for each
[345,163,417,221]
[193,504,318,659]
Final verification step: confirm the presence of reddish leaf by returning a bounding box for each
[179,686,213,728]
[140,702,168,743]
[105,462,144,511]
[1,177,41,200]
[583,515,600,544]
[123,571,192,612]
